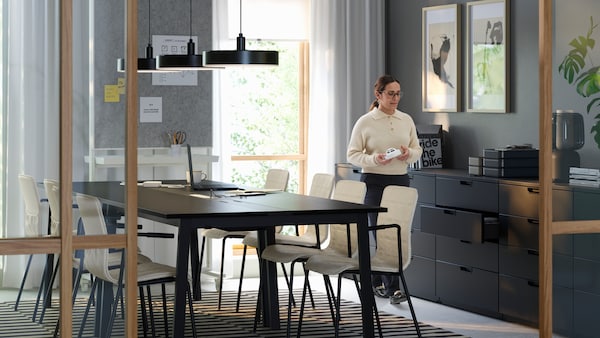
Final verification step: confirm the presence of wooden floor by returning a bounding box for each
[2,289,467,337]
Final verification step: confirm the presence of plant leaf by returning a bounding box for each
[575,66,600,97]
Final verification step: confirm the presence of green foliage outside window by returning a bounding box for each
[227,41,301,192]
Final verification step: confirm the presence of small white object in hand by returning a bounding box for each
[384,147,402,160]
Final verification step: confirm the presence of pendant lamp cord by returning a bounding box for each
[189,0,193,38]
[147,0,151,45]
[239,0,243,34]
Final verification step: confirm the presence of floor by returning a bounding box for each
[2,273,564,338]
[211,274,561,338]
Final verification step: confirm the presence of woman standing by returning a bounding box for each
[347,74,423,304]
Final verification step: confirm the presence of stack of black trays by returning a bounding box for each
[481,148,539,178]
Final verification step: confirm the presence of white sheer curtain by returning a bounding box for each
[307,0,385,179]
[2,0,60,288]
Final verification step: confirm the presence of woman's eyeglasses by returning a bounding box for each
[380,91,404,98]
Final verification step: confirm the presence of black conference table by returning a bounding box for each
[72,181,384,337]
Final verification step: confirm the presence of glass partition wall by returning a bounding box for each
[0,0,139,336]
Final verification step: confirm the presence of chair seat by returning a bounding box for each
[105,262,176,284]
[202,228,249,239]
[243,231,319,249]
[260,244,324,264]
[305,254,400,277]
[73,252,152,267]
[305,255,358,276]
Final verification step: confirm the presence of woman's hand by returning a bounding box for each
[376,153,392,165]
[396,146,410,161]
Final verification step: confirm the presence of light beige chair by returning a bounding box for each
[40,180,153,326]
[301,185,421,338]
[253,179,366,337]
[241,173,334,308]
[15,174,54,316]
[197,168,289,310]
[75,193,196,338]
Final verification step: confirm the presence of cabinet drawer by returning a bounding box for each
[574,258,600,294]
[436,261,498,314]
[421,205,498,242]
[498,275,539,324]
[436,177,498,213]
[411,229,435,259]
[436,235,498,272]
[404,256,437,301]
[499,183,539,218]
[499,214,539,249]
[409,173,435,205]
[499,275,572,333]
[499,245,538,281]
[499,246,573,288]
[500,184,573,220]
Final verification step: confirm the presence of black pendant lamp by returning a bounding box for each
[156,0,212,70]
[203,0,278,67]
[117,0,167,73]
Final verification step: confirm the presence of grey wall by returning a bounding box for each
[385,0,540,169]
[94,0,213,149]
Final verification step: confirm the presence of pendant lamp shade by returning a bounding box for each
[203,0,278,67]
[156,0,215,70]
[117,0,166,73]
[156,39,208,70]
[203,34,278,67]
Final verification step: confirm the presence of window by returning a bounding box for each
[224,41,308,193]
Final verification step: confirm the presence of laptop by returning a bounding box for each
[186,144,238,191]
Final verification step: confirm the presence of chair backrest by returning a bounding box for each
[326,180,367,256]
[264,168,289,191]
[308,173,335,199]
[304,173,335,242]
[375,186,418,271]
[18,174,43,237]
[75,193,119,284]
[43,179,60,236]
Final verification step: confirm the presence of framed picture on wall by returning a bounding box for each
[422,4,461,113]
[466,0,510,113]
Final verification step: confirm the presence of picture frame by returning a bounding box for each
[466,0,510,113]
[422,4,461,113]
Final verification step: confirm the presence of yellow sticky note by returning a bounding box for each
[104,85,120,102]
[117,77,125,95]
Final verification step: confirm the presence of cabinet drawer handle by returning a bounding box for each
[459,266,472,273]
[527,280,539,287]
[527,219,540,224]
[443,209,456,215]
[459,180,473,186]
[460,239,472,244]
[527,187,540,194]
[527,249,539,256]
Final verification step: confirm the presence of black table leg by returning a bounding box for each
[173,224,192,337]
[257,227,280,329]
[357,213,374,338]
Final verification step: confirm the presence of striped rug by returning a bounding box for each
[1,290,467,337]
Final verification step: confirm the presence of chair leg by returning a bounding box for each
[77,277,99,338]
[139,286,149,338]
[217,238,227,310]
[196,235,206,301]
[33,254,53,322]
[235,244,247,312]
[281,262,295,307]
[15,254,34,311]
[252,275,262,333]
[161,283,168,338]
[285,261,297,338]
[399,270,421,337]
[38,255,61,323]
[295,268,310,338]
[186,282,198,338]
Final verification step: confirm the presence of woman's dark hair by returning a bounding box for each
[369,74,401,110]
